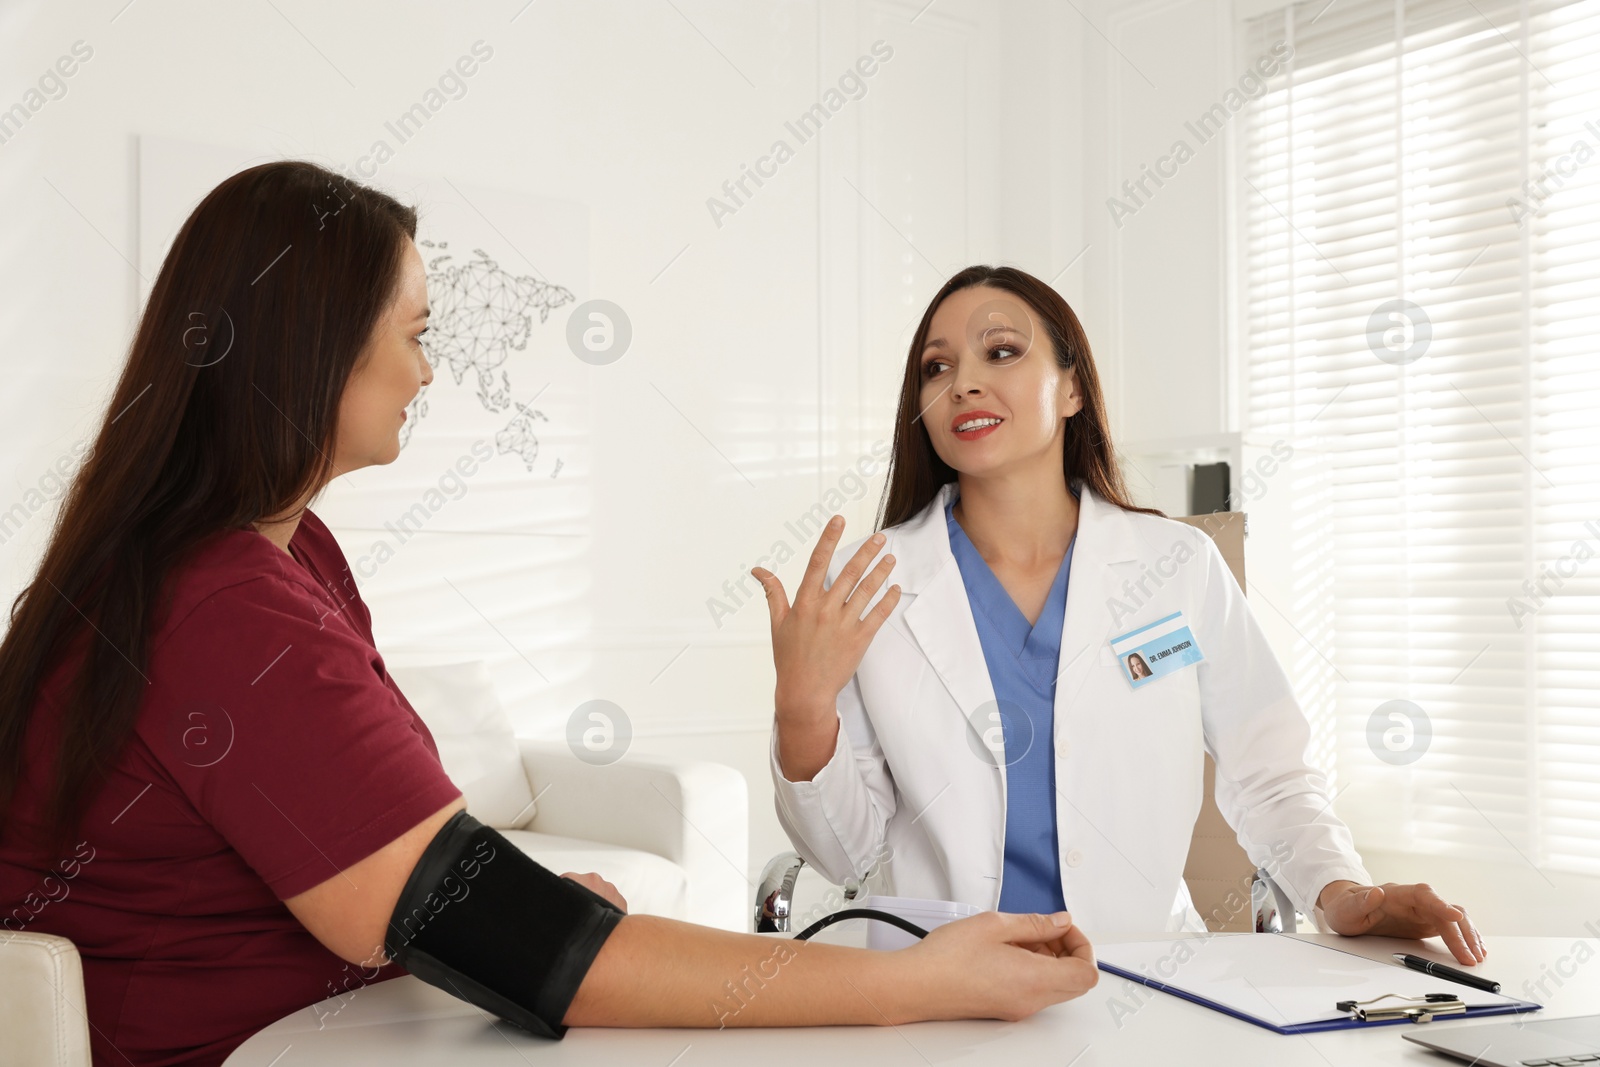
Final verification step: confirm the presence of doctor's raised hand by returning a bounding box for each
[752,514,900,783]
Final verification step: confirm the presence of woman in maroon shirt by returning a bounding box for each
[0,161,1098,1067]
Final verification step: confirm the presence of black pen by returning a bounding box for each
[1393,952,1501,994]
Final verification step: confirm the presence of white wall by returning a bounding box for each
[1083,0,1235,450]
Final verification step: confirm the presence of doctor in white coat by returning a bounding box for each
[752,265,1486,966]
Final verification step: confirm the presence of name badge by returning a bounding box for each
[1110,610,1204,689]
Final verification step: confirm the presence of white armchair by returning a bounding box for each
[0,931,91,1067]
[386,660,749,931]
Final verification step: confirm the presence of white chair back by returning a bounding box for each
[0,931,92,1067]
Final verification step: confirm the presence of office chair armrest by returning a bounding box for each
[1252,868,1300,932]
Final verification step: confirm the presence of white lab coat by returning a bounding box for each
[770,479,1371,937]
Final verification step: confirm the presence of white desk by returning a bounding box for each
[225,931,1598,1066]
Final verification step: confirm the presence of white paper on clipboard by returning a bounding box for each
[1095,934,1535,1031]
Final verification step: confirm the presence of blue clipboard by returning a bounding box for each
[1095,934,1542,1035]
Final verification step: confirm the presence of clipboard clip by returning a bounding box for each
[1335,993,1467,1023]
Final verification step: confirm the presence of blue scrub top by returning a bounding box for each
[945,489,1075,914]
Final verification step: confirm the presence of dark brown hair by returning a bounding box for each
[0,161,417,857]
[876,264,1162,530]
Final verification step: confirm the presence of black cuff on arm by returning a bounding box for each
[383,810,624,1038]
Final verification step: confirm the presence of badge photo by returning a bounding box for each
[1109,610,1205,689]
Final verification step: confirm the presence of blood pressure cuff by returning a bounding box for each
[383,810,624,1038]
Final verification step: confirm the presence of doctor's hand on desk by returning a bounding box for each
[752,515,901,783]
[1317,880,1486,966]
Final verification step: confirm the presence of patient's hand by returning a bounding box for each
[906,911,1099,1022]
[562,871,627,913]
[1317,880,1484,965]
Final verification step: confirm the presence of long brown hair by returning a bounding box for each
[0,161,417,858]
[876,264,1161,530]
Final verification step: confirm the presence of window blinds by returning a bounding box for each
[1239,0,1600,874]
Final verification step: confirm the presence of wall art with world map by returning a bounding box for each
[402,240,573,471]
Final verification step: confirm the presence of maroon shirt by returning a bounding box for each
[0,510,464,1066]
